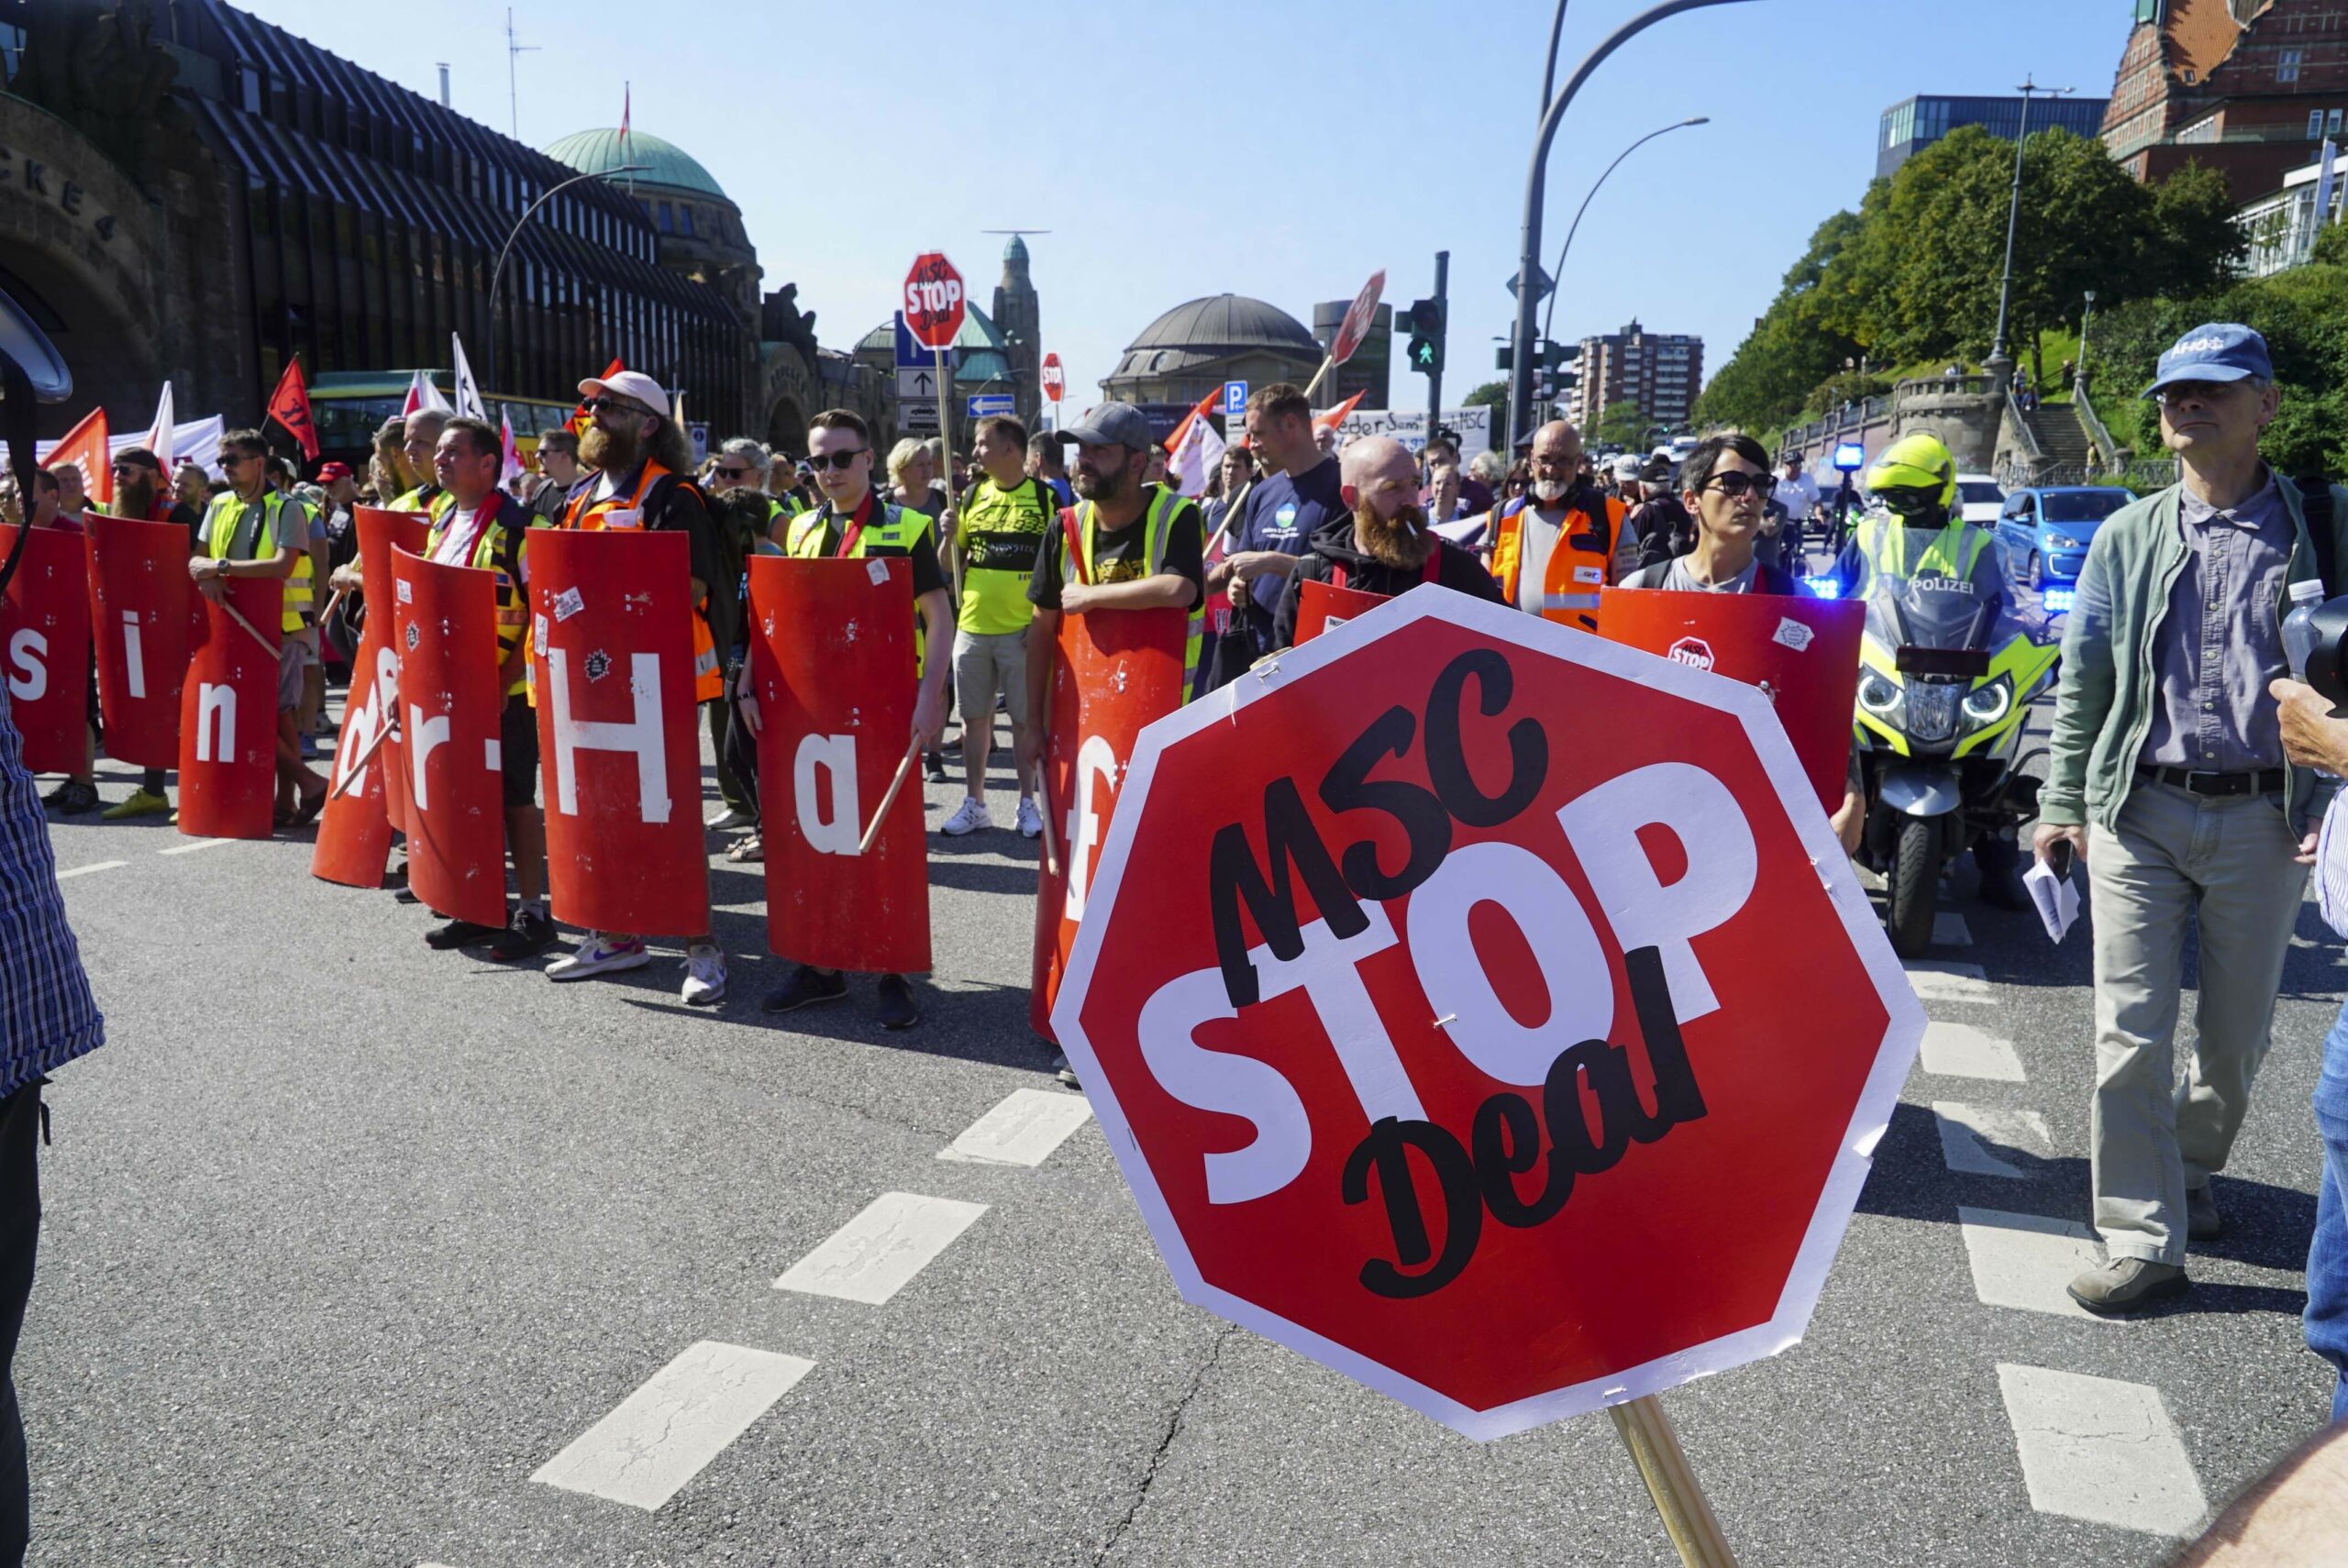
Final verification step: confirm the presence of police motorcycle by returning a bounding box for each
[1834,436,2061,957]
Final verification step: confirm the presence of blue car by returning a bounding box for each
[1996,485,2134,588]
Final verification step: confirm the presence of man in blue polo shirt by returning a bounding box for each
[1204,381,1345,683]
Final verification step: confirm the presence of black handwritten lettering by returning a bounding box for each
[1423,648,1547,827]
[1208,777,1365,1009]
[1341,1118,1482,1298]
[1318,704,1450,901]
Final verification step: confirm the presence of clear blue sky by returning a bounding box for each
[247,0,2132,421]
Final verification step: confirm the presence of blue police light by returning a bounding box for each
[1833,441,1866,472]
[1802,575,1842,599]
[2042,586,2076,614]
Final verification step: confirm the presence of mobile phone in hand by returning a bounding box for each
[2047,838,2074,879]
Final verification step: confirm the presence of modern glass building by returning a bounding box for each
[1877,94,2114,179]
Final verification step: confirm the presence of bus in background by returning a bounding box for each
[308,370,578,486]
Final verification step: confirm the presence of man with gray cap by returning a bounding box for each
[2038,323,2348,1312]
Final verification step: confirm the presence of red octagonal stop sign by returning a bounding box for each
[902,250,966,350]
[1053,591,1922,1441]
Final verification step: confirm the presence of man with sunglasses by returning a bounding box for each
[2038,324,2348,1314]
[93,447,200,820]
[547,370,733,1005]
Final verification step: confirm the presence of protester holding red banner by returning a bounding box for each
[1619,435,1804,596]
[1269,436,1501,650]
[545,368,732,1003]
[387,409,453,516]
[13,471,100,815]
[414,417,555,961]
[758,408,952,1029]
[191,429,327,828]
[94,447,197,821]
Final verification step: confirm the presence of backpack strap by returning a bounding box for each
[2298,476,2339,600]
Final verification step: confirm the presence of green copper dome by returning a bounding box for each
[541,127,727,200]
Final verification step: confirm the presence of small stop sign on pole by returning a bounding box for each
[1041,352,1065,404]
[1329,268,1388,367]
[902,251,967,350]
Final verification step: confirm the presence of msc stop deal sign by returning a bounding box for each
[1052,590,1922,1441]
[902,251,966,350]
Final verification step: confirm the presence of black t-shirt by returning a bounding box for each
[796,498,948,600]
[1026,487,1205,613]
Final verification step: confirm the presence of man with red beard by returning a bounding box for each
[1270,436,1501,650]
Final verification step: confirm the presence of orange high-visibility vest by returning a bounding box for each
[562,461,723,701]
[1487,493,1626,633]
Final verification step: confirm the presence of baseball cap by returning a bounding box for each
[1610,454,1642,482]
[2143,323,2272,398]
[316,460,353,482]
[577,368,671,419]
[1056,403,1154,451]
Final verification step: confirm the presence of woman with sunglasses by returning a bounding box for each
[1620,433,1804,595]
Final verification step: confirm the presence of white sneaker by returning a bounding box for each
[941,797,991,836]
[705,806,754,831]
[681,943,727,1006]
[1014,798,1044,839]
[546,931,652,980]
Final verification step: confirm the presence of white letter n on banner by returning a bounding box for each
[194,681,234,763]
[545,648,670,823]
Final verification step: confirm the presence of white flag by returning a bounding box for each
[450,334,486,420]
[499,410,526,488]
[145,381,175,469]
[1168,409,1225,498]
[403,370,451,418]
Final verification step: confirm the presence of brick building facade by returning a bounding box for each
[2102,0,2348,198]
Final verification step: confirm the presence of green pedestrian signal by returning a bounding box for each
[1404,298,1445,377]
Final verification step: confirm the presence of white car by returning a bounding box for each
[1956,473,2006,527]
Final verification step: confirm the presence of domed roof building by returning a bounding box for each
[1102,294,1324,410]
[543,128,759,324]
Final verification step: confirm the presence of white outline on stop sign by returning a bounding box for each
[1049,591,1923,1441]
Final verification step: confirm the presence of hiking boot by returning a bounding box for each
[2066,1257,2188,1315]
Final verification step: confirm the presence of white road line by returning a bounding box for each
[157,837,233,856]
[1957,1207,2108,1321]
[1932,911,1974,948]
[530,1340,814,1513]
[54,860,127,880]
[1919,1021,2027,1082]
[1932,1102,2053,1178]
[1997,1364,2207,1536]
[938,1088,1093,1167]
[773,1192,988,1305]
[1905,960,1993,1005]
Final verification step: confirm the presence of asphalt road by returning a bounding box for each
[16,669,2342,1567]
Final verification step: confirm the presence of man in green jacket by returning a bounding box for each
[2036,323,2348,1313]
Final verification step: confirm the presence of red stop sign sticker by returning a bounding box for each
[1041,352,1065,403]
[1053,591,1922,1440]
[902,251,966,350]
[1329,269,1387,367]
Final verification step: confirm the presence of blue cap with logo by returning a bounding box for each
[2143,322,2273,398]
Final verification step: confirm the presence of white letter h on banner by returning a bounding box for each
[545,648,670,823]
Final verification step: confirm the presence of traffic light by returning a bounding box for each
[1404,298,1445,375]
[1542,339,1580,371]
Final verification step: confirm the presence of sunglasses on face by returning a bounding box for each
[581,396,648,417]
[1703,471,1770,498]
[716,466,756,479]
[805,448,865,472]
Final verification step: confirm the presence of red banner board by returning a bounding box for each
[0,526,93,775]
[529,528,709,936]
[85,515,194,770]
[749,556,929,975]
[390,547,505,927]
[1029,607,1189,1040]
[1292,578,1395,646]
[1051,591,1922,1440]
[176,578,281,841]
[313,508,430,888]
[1596,589,1865,814]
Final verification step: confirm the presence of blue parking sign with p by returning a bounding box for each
[1223,381,1248,417]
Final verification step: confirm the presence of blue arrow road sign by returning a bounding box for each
[967,393,1014,418]
[1223,380,1248,417]
[893,312,930,369]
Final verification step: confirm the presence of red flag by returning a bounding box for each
[44,407,111,508]
[571,356,625,437]
[268,358,319,461]
[1312,390,1366,436]
[1160,388,1220,456]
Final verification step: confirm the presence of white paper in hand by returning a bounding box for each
[2024,858,2080,944]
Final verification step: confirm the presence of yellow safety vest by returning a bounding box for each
[1856,511,1993,583]
[1073,484,1203,697]
[200,488,315,634]
[426,495,537,700]
[785,496,939,676]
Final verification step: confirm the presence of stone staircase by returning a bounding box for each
[2020,403,2094,477]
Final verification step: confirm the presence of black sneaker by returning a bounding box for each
[425,917,504,951]
[762,965,847,1015]
[924,751,949,783]
[42,779,98,814]
[483,907,557,962]
[876,972,921,1031]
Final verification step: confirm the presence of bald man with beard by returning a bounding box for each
[1270,436,1502,650]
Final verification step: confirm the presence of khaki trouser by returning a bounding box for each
[2088,780,2307,1264]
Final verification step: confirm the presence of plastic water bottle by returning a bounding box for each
[2285,579,2328,682]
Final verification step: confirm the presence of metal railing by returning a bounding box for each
[2072,381,2126,472]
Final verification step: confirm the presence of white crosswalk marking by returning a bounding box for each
[1905,961,1993,1004]
[1957,1208,2108,1320]
[1997,1364,2207,1536]
[1932,1102,2053,1178]
[531,1340,814,1512]
[158,837,232,856]
[938,1088,1093,1166]
[1919,1021,2026,1082]
[1932,911,1974,947]
[54,860,126,880]
[773,1192,989,1305]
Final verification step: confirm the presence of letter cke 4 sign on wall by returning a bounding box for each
[1052,590,1922,1442]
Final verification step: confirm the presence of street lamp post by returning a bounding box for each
[1988,76,2072,370]
[1537,114,1711,423]
[1508,0,1757,447]
[489,164,650,393]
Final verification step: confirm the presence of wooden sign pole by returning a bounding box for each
[1609,1396,1738,1567]
[1301,354,1335,402]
